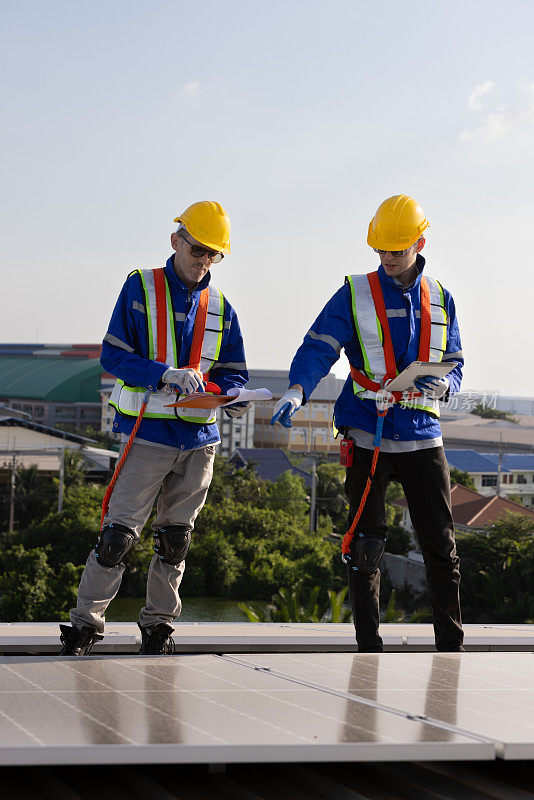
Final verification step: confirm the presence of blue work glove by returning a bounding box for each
[270,388,303,428]
[224,401,251,418]
[413,375,449,400]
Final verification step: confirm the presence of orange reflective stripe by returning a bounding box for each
[367,272,396,378]
[153,268,168,363]
[418,276,431,361]
[189,287,209,373]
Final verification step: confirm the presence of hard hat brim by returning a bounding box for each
[173,215,231,254]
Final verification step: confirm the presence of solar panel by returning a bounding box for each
[228,652,534,759]
[0,654,493,765]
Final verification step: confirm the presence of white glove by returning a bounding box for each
[162,367,204,395]
[413,376,449,400]
[270,388,303,428]
[224,401,251,418]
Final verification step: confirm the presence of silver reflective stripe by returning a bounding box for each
[104,333,134,353]
[350,274,386,380]
[139,269,175,365]
[425,276,447,359]
[306,329,342,354]
[224,320,231,330]
[386,309,407,318]
[132,301,145,314]
[215,361,247,370]
[443,350,463,361]
[175,312,186,322]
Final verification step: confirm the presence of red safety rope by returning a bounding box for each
[341,409,387,557]
[100,389,151,529]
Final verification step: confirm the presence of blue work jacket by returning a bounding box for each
[101,256,248,449]
[288,256,463,442]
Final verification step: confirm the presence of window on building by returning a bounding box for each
[481,475,498,487]
[33,407,44,418]
[502,474,509,484]
[517,474,527,484]
[55,407,76,419]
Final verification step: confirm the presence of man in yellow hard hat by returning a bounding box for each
[60,201,250,656]
[272,195,464,652]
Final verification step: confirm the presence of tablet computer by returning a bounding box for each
[384,361,459,393]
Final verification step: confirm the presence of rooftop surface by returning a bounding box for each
[1,624,534,778]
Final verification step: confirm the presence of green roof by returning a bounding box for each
[0,357,103,402]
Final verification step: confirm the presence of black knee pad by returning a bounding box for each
[95,524,135,568]
[153,525,191,565]
[350,532,386,575]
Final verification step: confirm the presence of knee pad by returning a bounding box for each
[350,532,386,575]
[153,525,191,565]
[95,524,135,568]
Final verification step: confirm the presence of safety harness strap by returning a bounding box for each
[418,276,431,361]
[153,268,168,363]
[367,272,396,378]
[189,287,209,374]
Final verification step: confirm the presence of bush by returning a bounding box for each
[0,545,82,621]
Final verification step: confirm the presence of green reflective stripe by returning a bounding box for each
[178,413,217,424]
[138,270,155,359]
[164,275,178,367]
[437,281,447,351]
[347,276,373,378]
[216,292,225,357]
[116,379,145,394]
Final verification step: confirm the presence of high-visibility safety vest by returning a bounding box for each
[109,268,225,425]
[346,271,448,417]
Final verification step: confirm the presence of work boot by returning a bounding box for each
[138,622,175,655]
[59,624,103,655]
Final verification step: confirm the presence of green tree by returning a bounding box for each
[316,462,348,532]
[470,404,518,423]
[450,467,475,490]
[266,471,308,517]
[0,545,82,621]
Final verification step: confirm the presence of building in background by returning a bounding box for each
[0,344,103,431]
[0,414,117,480]
[228,448,311,487]
[446,449,534,507]
[247,370,345,453]
[394,483,534,535]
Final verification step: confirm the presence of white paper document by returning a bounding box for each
[221,387,274,407]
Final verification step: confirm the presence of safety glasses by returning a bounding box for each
[177,230,224,263]
[373,247,411,258]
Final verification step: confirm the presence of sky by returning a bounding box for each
[2,0,534,396]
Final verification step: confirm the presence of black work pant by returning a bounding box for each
[345,445,463,652]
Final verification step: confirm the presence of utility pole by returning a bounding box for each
[310,458,317,533]
[8,452,16,534]
[58,448,65,513]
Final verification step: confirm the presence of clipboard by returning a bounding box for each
[384,361,459,393]
[164,393,234,409]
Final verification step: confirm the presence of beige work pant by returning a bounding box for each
[70,441,215,633]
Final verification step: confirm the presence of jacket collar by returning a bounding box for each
[165,255,212,293]
[378,254,425,292]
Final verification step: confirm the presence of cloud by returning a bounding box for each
[468,81,495,110]
[179,81,199,97]
[460,82,534,142]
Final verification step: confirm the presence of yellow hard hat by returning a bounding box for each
[367,195,429,251]
[174,201,231,254]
